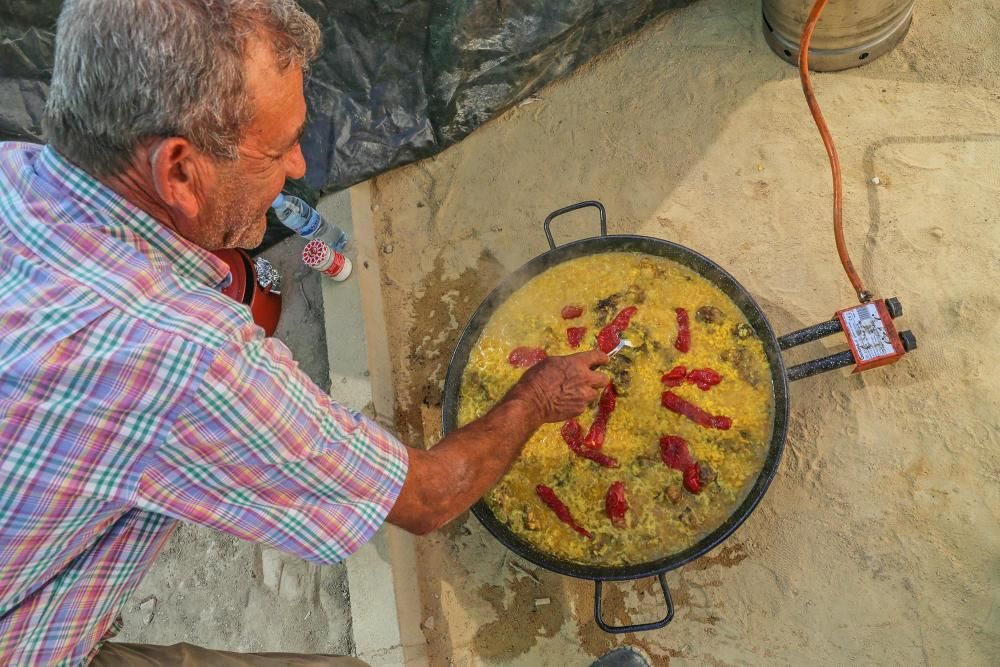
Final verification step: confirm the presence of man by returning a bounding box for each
[0,1,610,664]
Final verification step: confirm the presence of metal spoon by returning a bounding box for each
[607,338,636,357]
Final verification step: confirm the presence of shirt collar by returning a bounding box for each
[35,145,232,289]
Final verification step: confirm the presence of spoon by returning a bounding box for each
[607,338,636,358]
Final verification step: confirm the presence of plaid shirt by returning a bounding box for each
[0,143,409,666]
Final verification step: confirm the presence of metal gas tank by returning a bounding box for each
[763,0,916,71]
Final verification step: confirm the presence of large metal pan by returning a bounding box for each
[441,201,898,633]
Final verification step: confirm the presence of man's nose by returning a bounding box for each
[284,144,307,180]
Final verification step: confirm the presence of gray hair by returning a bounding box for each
[43,0,321,176]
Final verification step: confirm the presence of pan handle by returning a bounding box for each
[776,298,916,381]
[594,573,674,634]
[543,200,608,250]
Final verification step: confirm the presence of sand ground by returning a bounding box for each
[370,0,1000,664]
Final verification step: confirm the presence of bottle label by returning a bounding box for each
[322,252,347,278]
[299,210,323,238]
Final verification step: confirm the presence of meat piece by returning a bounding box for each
[698,462,718,484]
[696,305,725,324]
[605,481,630,528]
[665,485,684,504]
[722,347,761,387]
[508,347,547,368]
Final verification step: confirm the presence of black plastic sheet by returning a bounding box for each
[299,0,695,192]
[0,0,694,248]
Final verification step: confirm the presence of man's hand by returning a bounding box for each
[387,349,610,535]
[505,350,610,424]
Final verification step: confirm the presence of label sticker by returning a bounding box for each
[841,304,896,362]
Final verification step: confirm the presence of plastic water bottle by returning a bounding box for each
[272,192,348,251]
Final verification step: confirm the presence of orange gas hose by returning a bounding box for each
[798,0,872,303]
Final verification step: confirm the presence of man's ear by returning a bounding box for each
[149,138,207,221]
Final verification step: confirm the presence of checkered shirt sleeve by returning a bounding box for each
[136,328,409,564]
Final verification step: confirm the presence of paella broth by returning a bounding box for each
[458,253,773,566]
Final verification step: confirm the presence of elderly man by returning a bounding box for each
[0,0,611,664]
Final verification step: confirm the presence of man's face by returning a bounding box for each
[200,37,308,249]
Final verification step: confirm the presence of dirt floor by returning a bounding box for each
[370,0,1000,664]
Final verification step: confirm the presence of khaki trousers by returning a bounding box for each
[92,642,369,666]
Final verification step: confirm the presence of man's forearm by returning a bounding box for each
[387,396,543,535]
[385,350,608,535]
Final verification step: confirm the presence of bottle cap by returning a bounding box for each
[302,239,331,268]
[302,239,352,281]
[272,192,286,208]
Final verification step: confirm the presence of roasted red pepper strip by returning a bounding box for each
[663,366,723,390]
[561,419,584,443]
[686,367,723,390]
[609,305,638,330]
[561,419,619,468]
[674,307,691,353]
[536,484,593,539]
[660,436,704,494]
[583,383,618,449]
[659,435,694,470]
[596,306,638,353]
[599,381,618,412]
[566,326,587,348]
[577,448,619,468]
[584,420,607,450]
[661,390,732,430]
[683,464,702,494]
[605,481,630,527]
[561,305,584,319]
[661,365,687,387]
[507,346,547,367]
